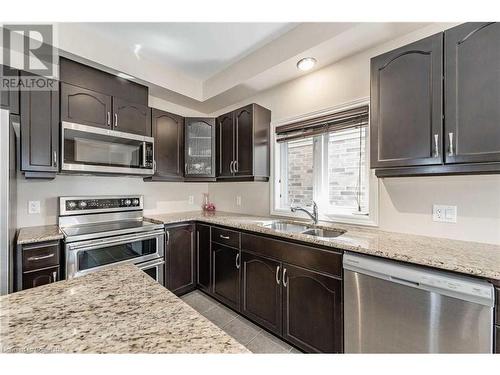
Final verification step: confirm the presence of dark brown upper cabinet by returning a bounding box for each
[112,97,151,136]
[281,263,342,353]
[166,223,196,296]
[196,224,211,293]
[370,33,443,169]
[184,117,216,180]
[444,22,500,164]
[60,57,150,136]
[1,66,19,114]
[20,71,59,176]
[241,251,282,335]
[60,82,112,129]
[149,109,184,181]
[216,104,271,181]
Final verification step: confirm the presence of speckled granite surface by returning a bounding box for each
[146,211,500,281]
[17,225,63,245]
[0,263,249,353]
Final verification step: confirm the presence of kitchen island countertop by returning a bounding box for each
[0,263,249,353]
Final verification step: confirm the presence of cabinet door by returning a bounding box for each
[234,105,253,176]
[216,112,234,177]
[1,66,19,114]
[112,97,151,136]
[445,22,500,164]
[152,109,184,180]
[196,224,211,293]
[20,73,59,173]
[370,33,443,168]
[241,251,282,335]
[166,223,196,296]
[185,118,216,178]
[22,266,59,290]
[212,243,240,310]
[60,82,112,129]
[282,264,342,353]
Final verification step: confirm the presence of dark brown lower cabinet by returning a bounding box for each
[166,223,196,296]
[240,251,282,335]
[282,263,343,353]
[196,224,211,292]
[16,240,61,291]
[212,243,240,310]
[22,266,59,290]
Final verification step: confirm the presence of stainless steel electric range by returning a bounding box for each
[58,195,165,284]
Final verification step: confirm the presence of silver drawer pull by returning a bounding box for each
[219,234,230,240]
[27,253,55,261]
[283,268,288,287]
[276,265,280,285]
[52,271,57,282]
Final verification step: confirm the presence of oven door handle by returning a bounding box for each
[137,258,165,270]
[67,231,164,251]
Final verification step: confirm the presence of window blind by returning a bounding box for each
[276,105,369,142]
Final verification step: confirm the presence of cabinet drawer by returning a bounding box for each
[241,233,342,278]
[211,227,240,248]
[22,241,59,272]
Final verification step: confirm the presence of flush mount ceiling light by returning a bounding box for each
[296,57,317,71]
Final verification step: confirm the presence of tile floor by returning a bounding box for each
[181,290,302,353]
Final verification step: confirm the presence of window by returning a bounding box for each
[273,103,377,225]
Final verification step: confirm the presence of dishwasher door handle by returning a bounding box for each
[390,276,420,287]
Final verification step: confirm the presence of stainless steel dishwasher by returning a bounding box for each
[343,252,495,353]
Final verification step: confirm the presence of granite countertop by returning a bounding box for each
[146,211,500,281]
[0,263,249,354]
[17,224,63,245]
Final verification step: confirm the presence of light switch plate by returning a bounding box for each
[236,196,242,206]
[433,204,457,223]
[188,196,194,205]
[28,200,41,214]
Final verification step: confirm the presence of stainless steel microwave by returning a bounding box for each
[61,122,154,176]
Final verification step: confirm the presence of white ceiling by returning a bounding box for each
[56,22,439,112]
[78,22,297,80]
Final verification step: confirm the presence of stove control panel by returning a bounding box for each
[61,196,143,214]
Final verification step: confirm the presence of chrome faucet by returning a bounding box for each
[291,201,318,225]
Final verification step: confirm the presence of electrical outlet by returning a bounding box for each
[188,196,194,205]
[433,205,457,223]
[28,200,41,214]
[236,196,242,206]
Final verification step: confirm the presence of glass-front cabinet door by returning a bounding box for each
[184,118,216,179]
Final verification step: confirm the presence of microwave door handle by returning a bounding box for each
[142,141,147,168]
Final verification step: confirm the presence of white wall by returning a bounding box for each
[208,22,500,245]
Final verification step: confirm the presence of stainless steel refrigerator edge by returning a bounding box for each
[0,108,17,295]
[343,252,494,353]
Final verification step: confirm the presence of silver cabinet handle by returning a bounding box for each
[114,113,118,127]
[235,252,240,269]
[219,234,230,240]
[107,111,111,126]
[276,265,280,285]
[53,151,57,167]
[166,231,170,245]
[448,132,454,156]
[185,163,187,174]
[433,134,439,158]
[283,268,288,287]
[234,160,238,173]
[52,271,57,282]
[229,160,234,174]
[27,253,55,261]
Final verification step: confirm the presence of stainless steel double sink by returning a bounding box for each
[261,220,346,239]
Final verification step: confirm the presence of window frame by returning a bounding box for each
[270,98,379,227]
